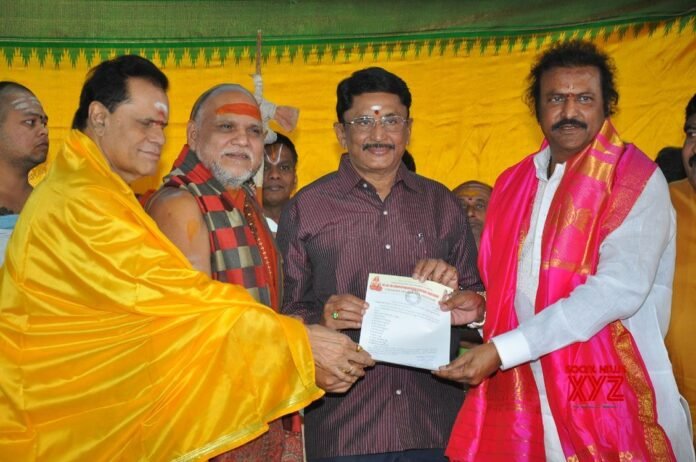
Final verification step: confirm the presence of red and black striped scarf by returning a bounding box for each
[162,145,279,308]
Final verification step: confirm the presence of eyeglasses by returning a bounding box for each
[343,115,409,132]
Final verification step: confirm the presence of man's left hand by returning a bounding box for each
[433,342,501,385]
[412,258,458,289]
[440,290,485,325]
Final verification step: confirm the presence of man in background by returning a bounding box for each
[665,92,696,446]
[452,180,492,249]
[655,146,687,183]
[263,132,298,233]
[0,82,48,264]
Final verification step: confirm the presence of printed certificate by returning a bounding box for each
[359,273,452,370]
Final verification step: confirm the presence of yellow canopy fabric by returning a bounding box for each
[2,18,692,195]
[0,130,322,461]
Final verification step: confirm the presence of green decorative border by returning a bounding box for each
[2,14,694,68]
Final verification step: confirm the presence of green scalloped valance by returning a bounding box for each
[1,0,694,68]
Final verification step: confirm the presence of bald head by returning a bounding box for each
[453,180,492,248]
[453,180,492,196]
[189,84,258,123]
[0,82,36,124]
[0,81,48,171]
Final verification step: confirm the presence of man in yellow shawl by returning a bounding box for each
[666,93,696,446]
[0,55,373,461]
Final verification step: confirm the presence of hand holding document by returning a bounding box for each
[358,273,452,370]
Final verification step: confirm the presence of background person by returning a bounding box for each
[665,92,696,446]
[0,82,48,264]
[452,180,492,250]
[263,132,298,233]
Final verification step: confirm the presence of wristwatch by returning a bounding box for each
[466,291,487,328]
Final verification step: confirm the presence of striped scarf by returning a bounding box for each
[163,145,276,307]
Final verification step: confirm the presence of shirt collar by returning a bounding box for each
[335,153,422,195]
[533,145,566,181]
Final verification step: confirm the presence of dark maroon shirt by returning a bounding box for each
[277,154,483,459]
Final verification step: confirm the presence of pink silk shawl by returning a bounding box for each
[447,120,675,461]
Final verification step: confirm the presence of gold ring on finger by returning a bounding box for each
[332,311,340,320]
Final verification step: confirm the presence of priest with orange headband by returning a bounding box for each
[145,84,373,461]
[147,84,283,312]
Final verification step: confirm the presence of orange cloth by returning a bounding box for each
[666,178,696,443]
[0,130,322,460]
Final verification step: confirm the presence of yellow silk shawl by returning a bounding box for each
[0,130,322,461]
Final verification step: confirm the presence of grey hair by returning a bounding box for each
[189,84,257,123]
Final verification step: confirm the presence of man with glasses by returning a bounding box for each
[277,67,485,462]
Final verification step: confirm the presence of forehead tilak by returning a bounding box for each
[215,102,262,121]
[459,186,491,196]
[10,95,43,112]
[154,101,169,120]
[265,144,284,165]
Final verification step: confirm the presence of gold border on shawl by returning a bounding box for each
[566,445,638,461]
[541,121,620,274]
[582,155,614,184]
[517,228,527,261]
[611,321,672,461]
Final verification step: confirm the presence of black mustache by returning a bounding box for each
[552,119,588,131]
[362,143,395,151]
[689,154,696,168]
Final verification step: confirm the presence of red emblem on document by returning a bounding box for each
[369,275,383,291]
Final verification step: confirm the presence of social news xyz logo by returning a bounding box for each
[565,365,624,403]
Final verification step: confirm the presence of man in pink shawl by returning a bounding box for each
[436,40,694,461]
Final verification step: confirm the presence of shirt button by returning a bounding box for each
[385,244,391,250]
[382,210,388,215]
[362,183,368,188]
[395,389,402,395]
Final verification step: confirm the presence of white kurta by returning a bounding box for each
[491,147,695,462]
